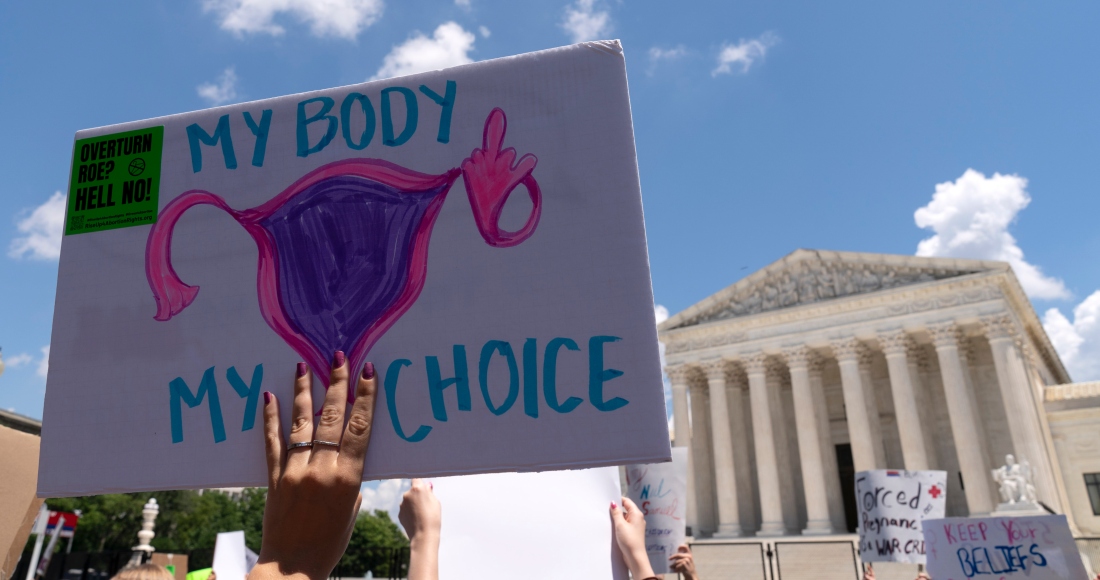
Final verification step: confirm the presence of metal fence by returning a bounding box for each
[330,547,409,580]
[1077,537,1100,575]
[692,539,861,580]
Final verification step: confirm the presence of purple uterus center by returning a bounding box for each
[263,174,446,366]
[146,108,542,396]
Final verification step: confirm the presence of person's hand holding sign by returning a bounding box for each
[399,479,442,580]
[249,353,378,580]
[669,544,698,580]
[610,498,657,580]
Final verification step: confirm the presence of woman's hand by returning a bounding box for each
[249,353,378,580]
[669,544,698,580]
[610,497,655,579]
[399,479,441,580]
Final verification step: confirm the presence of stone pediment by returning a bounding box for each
[663,249,1008,330]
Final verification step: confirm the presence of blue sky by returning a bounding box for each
[3,0,1100,430]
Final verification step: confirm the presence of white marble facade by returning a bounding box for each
[659,249,1099,537]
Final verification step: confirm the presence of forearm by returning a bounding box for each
[626,548,655,579]
[407,534,440,580]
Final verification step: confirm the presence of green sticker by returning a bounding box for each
[65,126,164,235]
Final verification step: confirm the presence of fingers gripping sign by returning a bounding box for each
[254,354,380,580]
[460,108,541,248]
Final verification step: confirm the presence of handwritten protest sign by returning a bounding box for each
[38,40,670,497]
[625,447,688,574]
[922,515,1087,580]
[855,470,946,563]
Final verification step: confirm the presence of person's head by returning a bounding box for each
[111,564,174,580]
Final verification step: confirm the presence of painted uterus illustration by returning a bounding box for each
[146,109,541,397]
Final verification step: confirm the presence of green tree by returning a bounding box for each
[336,510,409,577]
[41,489,267,557]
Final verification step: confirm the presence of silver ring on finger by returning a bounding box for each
[312,439,340,449]
[288,441,314,450]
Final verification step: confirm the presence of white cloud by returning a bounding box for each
[1043,292,1100,382]
[454,0,471,9]
[914,169,1068,300]
[9,192,66,260]
[712,31,779,76]
[478,25,490,38]
[370,22,475,81]
[647,45,687,76]
[36,345,50,380]
[360,478,409,523]
[649,46,687,63]
[4,352,33,368]
[561,0,610,43]
[197,67,240,106]
[202,0,383,40]
[654,304,669,325]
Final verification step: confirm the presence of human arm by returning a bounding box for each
[668,544,698,580]
[610,498,656,580]
[248,354,378,580]
[399,479,441,580]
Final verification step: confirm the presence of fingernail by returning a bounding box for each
[610,502,617,510]
[333,350,346,368]
[429,482,434,490]
[362,361,375,380]
[297,362,308,377]
[264,391,272,405]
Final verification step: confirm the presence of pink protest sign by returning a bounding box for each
[922,515,1088,580]
[38,41,670,497]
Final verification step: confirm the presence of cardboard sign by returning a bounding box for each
[855,470,947,563]
[625,447,687,574]
[0,425,42,580]
[922,515,1087,580]
[38,40,670,497]
[433,467,628,580]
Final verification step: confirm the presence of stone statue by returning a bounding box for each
[992,454,1038,505]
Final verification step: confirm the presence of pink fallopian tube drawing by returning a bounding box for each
[146,108,542,399]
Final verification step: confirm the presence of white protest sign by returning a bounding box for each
[433,467,628,580]
[855,470,946,563]
[38,41,670,497]
[212,531,248,580]
[625,447,687,574]
[922,515,1087,580]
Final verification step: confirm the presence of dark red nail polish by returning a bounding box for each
[362,361,375,380]
[610,502,617,510]
[297,362,308,377]
[333,350,346,368]
[263,391,272,405]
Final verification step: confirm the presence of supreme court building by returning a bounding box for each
[658,249,1100,546]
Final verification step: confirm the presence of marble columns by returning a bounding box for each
[689,380,718,534]
[832,338,879,472]
[982,315,1061,510]
[928,322,995,515]
[744,352,786,536]
[879,330,931,470]
[702,360,743,537]
[783,346,834,534]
